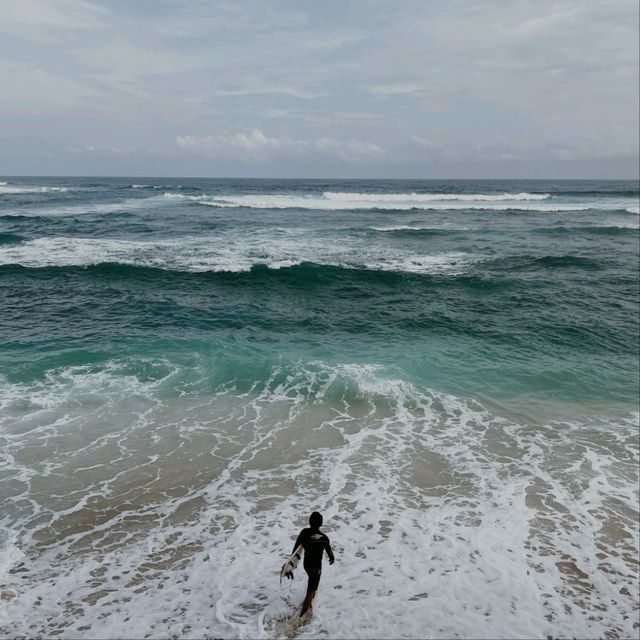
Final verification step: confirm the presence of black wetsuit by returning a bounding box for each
[293,527,334,592]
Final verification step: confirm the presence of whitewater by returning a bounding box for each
[0,177,638,639]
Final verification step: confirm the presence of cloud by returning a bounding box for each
[208,82,323,100]
[367,83,424,96]
[410,135,445,149]
[1,0,108,39]
[68,144,134,155]
[176,129,383,162]
[0,59,98,110]
[0,0,637,176]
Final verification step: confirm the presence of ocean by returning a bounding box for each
[0,177,638,639]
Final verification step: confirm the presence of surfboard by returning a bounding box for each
[280,544,303,581]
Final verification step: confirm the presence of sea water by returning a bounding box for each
[0,177,638,639]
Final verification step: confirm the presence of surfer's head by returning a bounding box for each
[309,511,323,528]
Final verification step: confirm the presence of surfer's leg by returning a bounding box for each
[301,589,315,617]
[301,567,321,617]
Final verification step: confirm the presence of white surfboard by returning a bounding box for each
[280,544,303,581]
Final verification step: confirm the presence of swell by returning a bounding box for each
[0,254,613,289]
[2,262,637,374]
[367,226,466,237]
[548,188,640,197]
[193,200,591,213]
[485,254,612,270]
[0,260,507,289]
[533,255,606,269]
[532,225,639,237]
[0,195,170,219]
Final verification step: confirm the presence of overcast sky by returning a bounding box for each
[1,0,638,178]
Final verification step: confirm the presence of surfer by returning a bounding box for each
[291,511,335,617]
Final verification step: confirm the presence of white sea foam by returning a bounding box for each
[370,224,467,232]
[371,224,433,231]
[163,192,211,202]
[131,184,176,190]
[363,251,472,274]
[626,206,639,214]
[0,235,481,275]
[0,185,69,194]
[323,191,550,201]
[0,195,170,217]
[166,192,589,212]
[0,361,637,639]
[159,190,640,214]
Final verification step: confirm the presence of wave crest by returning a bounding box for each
[0,236,478,276]
[323,191,550,202]
[167,192,588,212]
[0,185,69,194]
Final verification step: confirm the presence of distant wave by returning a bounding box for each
[369,225,467,236]
[162,192,589,212]
[323,191,550,202]
[0,195,170,217]
[626,206,639,214]
[131,184,186,190]
[0,185,69,194]
[370,225,456,231]
[164,192,210,202]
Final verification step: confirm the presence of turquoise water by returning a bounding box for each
[0,178,638,638]
[1,178,638,407]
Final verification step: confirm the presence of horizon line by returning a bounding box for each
[1,174,639,181]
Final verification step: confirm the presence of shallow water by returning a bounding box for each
[0,177,638,638]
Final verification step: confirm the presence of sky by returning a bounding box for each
[1,0,638,178]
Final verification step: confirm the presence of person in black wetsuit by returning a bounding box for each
[292,511,334,617]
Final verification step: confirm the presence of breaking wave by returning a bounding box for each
[163,192,590,212]
[322,191,550,201]
[0,236,479,276]
[0,185,69,194]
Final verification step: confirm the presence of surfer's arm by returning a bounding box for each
[325,538,335,564]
